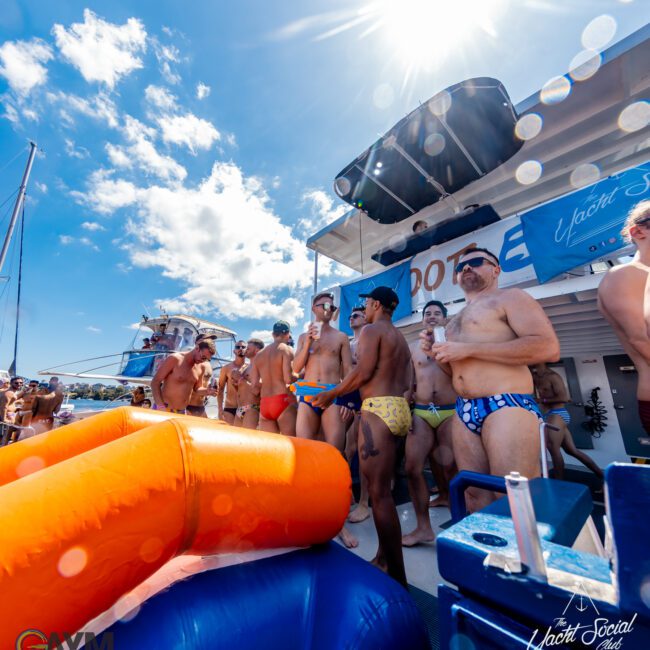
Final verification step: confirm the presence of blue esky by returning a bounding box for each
[0,0,647,381]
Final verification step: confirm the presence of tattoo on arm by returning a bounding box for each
[360,419,380,460]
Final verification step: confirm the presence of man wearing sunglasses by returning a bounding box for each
[599,200,650,435]
[217,339,248,425]
[293,291,357,548]
[421,247,560,512]
[234,338,265,430]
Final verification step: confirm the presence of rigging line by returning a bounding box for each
[9,204,25,375]
[0,145,28,175]
[42,352,132,370]
[0,188,20,212]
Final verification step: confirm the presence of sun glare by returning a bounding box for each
[375,0,506,71]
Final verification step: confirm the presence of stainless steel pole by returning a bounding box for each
[0,142,37,274]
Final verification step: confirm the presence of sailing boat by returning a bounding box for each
[0,141,37,381]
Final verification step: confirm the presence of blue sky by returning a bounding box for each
[0,0,647,381]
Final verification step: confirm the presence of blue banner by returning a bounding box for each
[520,163,650,282]
[338,259,412,335]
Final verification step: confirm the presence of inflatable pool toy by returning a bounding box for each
[0,412,350,645]
[97,542,429,649]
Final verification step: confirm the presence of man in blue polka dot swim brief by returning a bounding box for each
[419,247,561,513]
[456,393,543,435]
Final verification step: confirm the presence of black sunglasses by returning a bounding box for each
[234,345,246,350]
[455,257,497,274]
[350,313,363,319]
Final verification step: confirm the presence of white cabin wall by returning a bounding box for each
[570,354,628,468]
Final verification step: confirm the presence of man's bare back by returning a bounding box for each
[599,261,650,400]
[359,319,411,400]
[253,342,294,397]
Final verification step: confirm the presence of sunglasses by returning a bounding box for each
[234,345,246,350]
[314,302,335,311]
[455,257,497,274]
[350,313,363,319]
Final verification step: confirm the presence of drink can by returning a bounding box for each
[433,326,446,343]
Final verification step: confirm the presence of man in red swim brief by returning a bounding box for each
[249,321,297,435]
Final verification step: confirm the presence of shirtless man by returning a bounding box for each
[402,300,458,547]
[185,334,214,417]
[423,247,560,512]
[532,363,603,481]
[346,307,371,524]
[313,287,412,587]
[31,380,64,434]
[0,376,24,443]
[15,379,39,429]
[249,321,297,435]
[234,338,264,429]
[217,340,247,424]
[293,292,357,548]
[151,339,216,413]
[598,200,650,435]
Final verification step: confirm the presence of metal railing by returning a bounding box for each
[0,420,36,446]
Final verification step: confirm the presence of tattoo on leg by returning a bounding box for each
[360,420,380,460]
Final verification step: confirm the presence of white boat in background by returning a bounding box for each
[39,312,237,386]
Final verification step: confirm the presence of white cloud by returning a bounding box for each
[145,84,177,110]
[47,91,119,128]
[64,138,89,159]
[157,113,220,153]
[58,233,100,251]
[196,82,210,100]
[107,115,187,182]
[53,9,147,88]
[71,169,139,214]
[75,162,315,322]
[152,40,181,84]
[299,189,348,236]
[81,221,105,231]
[0,38,53,95]
[249,329,273,344]
[35,182,48,193]
[86,325,102,333]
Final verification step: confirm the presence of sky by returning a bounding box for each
[0,0,647,381]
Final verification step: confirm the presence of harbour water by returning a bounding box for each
[68,398,121,412]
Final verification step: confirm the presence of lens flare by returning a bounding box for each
[540,76,571,105]
[569,49,602,82]
[16,455,46,478]
[58,546,88,578]
[516,160,542,185]
[618,101,650,133]
[582,15,617,50]
[515,114,543,141]
[570,163,601,189]
[373,83,394,109]
[424,133,446,156]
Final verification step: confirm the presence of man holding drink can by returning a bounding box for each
[420,247,560,513]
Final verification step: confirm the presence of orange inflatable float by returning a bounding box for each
[0,410,350,645]
[0,406,173,486]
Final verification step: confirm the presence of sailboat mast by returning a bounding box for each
[0,141,36,275]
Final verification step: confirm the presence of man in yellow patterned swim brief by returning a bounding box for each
[313,286,412,588]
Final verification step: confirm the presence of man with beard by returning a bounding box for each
[151,339,217,413]
[422,247,559,512]
[402,300,457,547]
[234,338,265,429]
[217,339,247,424]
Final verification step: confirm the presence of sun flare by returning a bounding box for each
[373,0,507,71]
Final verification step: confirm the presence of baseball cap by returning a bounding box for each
[359,286,399,310]
[273,320,291,335]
